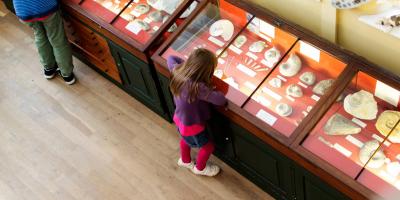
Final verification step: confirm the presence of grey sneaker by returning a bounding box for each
[191,163,220,177]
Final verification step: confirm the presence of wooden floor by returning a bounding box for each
[0,11,274,200]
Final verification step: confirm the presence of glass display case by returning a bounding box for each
[161,1,250,62]
[244,40,347,137]
[63,0,82,4]
[112,0,198,45]
[301,70,400,186]
[213,17,297,106]
[80,0,131,23]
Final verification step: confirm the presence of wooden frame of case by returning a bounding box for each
[151,0,400,199]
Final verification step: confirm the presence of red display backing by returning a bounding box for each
[81,0,130,23]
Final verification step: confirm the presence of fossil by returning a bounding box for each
[264,47,281,64]
[233,35,247,48]
[312,79,334,96]
[149,11,163,22]
[376,110,400,143]
[133,19,150,31]
[344,90,378,120]
[279,53,302,77]
[209,19,234,41]
[275,103,293,117]
[331,0,370,9]
[300,72,316,86]
[323,114,361,135]
[268,78,282,88]
[134,3,150,15]
[249,41,267,53]
[286,84,303,97]
[216,49,228,58]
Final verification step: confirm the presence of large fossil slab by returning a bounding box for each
[344,90,378,120]
[324,114,361,135]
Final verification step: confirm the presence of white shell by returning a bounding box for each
[279,54,302,77]
[209,19,235,41]
[375,110,400,142]
[275,103,293,117]
[343,90,378,120]
[268,78,282,88]
[312,79,334,96]
[249,41,266,53]
[134,4,150,15]
[323,114,361,135]
[359,140,386,169]
[264,47,281,64]
[286,84,303,98]
[331,0,370,9]
[233,35,247,48]
[299,72,316,86]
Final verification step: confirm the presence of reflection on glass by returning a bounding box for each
[302,71,399,182]
[81,0,131,23]
[161,1,250,61]
[245,40,346,137]
[112,0,196,45]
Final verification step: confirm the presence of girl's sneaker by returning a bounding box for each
[192,164,220,177]
[177,158,194,170]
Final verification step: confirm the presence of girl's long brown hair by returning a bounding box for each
[170,48,218,103]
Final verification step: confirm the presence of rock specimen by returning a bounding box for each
[134,3,150,15]
[286,84,303,97]
[344,90,378,120]
[279,54,302,77]
[275,103,293,117]
[312,79,334,96]
[323,114,361,135]
[249,41,266,53]
[300,72,316,86]
[376,110,400,143]
[268,78,282,88]
[359,140,386,169]
[331,0,370,9]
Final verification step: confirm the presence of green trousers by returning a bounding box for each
[24,11,74,77]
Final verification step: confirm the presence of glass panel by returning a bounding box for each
[356,80,400,199]
[302,71,399,179]
[245,40,346,137]
[161,1,250,61]
[81,0,131,23]
[112,0,198,45]
[214,17,297,106]
[64,0,82,4]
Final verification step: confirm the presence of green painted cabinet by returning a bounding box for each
[2,0,14,13]
[108,41,167,119]
[157,73,175,121]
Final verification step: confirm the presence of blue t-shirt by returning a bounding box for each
[13,0,59,21]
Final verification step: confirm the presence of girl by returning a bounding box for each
[168,48,227,177]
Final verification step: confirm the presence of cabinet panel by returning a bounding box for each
[63,15,122,83]
[108,41,166,117]
[158,73,175,121]
[207,112,235,160]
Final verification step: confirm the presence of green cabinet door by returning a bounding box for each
[207,112,235,161]
[3,0,14,13]
[232,123,294,200]
[108,41,167,118]
[294,165,350,200]
[157,73,174,121]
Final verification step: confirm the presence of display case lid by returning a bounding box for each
[65,0,199,52]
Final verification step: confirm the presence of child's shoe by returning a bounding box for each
[60,72,76,85]
[44,67,58,79]
[177,158,194,170]
[192,164,220,177]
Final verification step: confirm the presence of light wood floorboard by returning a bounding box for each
[0,13,274,200]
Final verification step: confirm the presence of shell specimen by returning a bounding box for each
[268,78,282,88]
[275,103,293,117]
[376,110,400,143]
[149,11,163,22]
[286,84,303,97]
[209,19,235,41]
[279,54,302,77]
[249,41,267,53]
[331,0,370,9]
[343,90,378,120]
[216,49,228,58]
[233,35,247,48]
[312,79,334,96]
[324,114,361,135]
[134,4,150,15]
[300,72,316,86]
[133,19,150,31]
[359,140,386,169]
[264,47,281,64]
